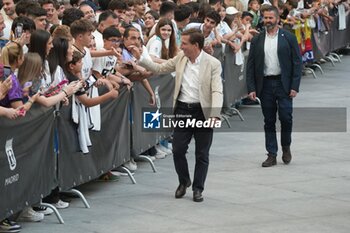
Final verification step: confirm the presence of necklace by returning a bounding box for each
[73,44,86,57]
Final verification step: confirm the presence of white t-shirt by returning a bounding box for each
[146,35,169,59]
[3,18,12,40]
[92,48,117,77]
[41,61,66,92]
[81,47,93,81]
[217,21,232,36]
[92,30,104,50]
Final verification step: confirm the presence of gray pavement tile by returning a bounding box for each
[248,196,350,218]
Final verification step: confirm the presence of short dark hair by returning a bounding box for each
[70,18,95,38]
[70,0,80,7]
[248,0,259,5]
[159,1,176,17]
[174,5,192,22]
[39,0,59,9]
[209,0,221,6]
[27,6,47,18]
[68,51,84,65]
[11,16,36,34]
[261,5,279,18]
[98,10,117,24]
[62,8,84,26]
[103,26,122,40]
[241,11,254,19]
[123,26,139,39]
[145,10,160,21]
[98,0,110,11]
[108,0,128,11]
[185,2,200,14]
[181,28,204,50]
[133,0,146,5]
[15,0,40,16]
[205,9,221,25]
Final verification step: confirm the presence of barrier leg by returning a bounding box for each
[136,155,157,173]
[121,166,137,184]
[39,201,64,224]
[309,63,324,74]
[221,114,231,128]
[303,67,317,79]
[231,108,244,121]
[329,52,341,62]
[61,189,90,209]
[325,55,336,66]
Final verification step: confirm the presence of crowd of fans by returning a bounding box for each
[0,0,349,231]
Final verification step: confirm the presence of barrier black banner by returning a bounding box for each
[131,75,174,155]
[57,87,130,190]
[0,106,56,220]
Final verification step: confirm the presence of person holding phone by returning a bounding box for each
[11,16,36,53]
[0,42,39,112]
[0,72,12,99]
[67,51,119,107]
[29,30,82,108]
[0,76,19,119]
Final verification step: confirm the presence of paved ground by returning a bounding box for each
[22,54,350,233]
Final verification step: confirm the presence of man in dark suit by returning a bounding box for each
[246,5,302,167]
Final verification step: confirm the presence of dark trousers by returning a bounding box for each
[260,79,293,156]
[172,102,213,192]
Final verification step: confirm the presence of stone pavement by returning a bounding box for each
[22,54,350,233]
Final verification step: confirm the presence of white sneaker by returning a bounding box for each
[123,159,137,171]
[53,200,69,209]
[17,207,44,222]
[154,147,167,159]
[33,205,54,215]
[156,144,173,155]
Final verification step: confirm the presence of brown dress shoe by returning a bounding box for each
[175,181,191,198]
[262,154,277,167]
[193,190,203,202]
[282,146,292,164]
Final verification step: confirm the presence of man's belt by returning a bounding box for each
[264,75,281,80]
[177,101,201,109]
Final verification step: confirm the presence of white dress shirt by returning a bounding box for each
[264,30,281,76]
[177,51,204,103]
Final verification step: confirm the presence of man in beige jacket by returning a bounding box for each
[131,28,223,202]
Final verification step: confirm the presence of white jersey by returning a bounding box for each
[92,30,104,50]
[80,47,93,81]
[146,35,169,59]
[92,48,117,77]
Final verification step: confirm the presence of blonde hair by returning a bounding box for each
[17,53,42,85]
[224,0,244,11]
[1,42,24,67]
[52,25,73,40]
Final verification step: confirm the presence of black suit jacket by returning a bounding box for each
[246,28,302,97]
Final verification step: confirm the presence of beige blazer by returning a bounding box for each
[140,51,223,120]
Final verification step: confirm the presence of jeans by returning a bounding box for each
[260,79,293,156]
